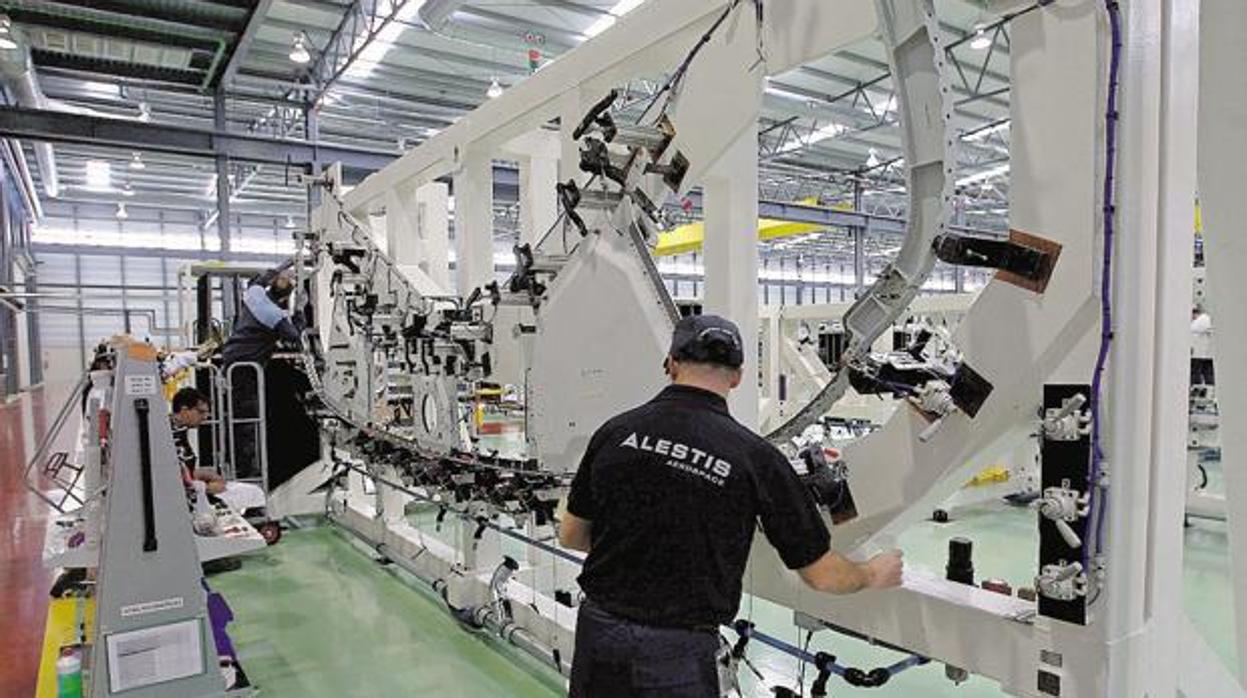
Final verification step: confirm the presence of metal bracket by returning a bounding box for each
[933,232,1054,284]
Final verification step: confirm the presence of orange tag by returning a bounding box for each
[126,343,159,362]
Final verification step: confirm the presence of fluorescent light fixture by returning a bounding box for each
[346,1,427,79]
[956,163,1010,187]
[776,122,847,154]
[115,202,128,220]
[85,160,111,191]
[765,85,817,104]
[486,77,504,99]
[129,152,145,170]
[289,32,311,64]
[0,15,13,50]
[583,0,647,39]
[970,24,992,50]
[963,119,1010,141]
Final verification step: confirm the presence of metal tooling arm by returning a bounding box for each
[766,0,959,451]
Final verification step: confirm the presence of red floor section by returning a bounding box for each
[0,388,53,697]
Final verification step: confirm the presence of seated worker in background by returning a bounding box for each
[560,314,903,698]
[171,387,266,514]
[219,262,302,480]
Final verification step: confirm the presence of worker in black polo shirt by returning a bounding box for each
[559,314,903,697]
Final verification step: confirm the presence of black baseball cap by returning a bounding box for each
[668,314,745,369]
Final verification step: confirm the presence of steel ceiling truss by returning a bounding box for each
[246,0,418,140]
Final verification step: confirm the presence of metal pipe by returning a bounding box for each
[335,517,568,675]
[0,40,58,198]
[335,461,584,565]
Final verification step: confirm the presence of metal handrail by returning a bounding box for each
[224,361,269,491]
[23,371,91,514]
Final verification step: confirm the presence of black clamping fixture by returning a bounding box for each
[573,89,620,142]
[556,180,589,237]
[933,232,1053,284]
[810,651,838,697]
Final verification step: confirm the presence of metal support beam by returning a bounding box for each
[214,91,234,260]
[704,124,760,428]
[31,244,284,265]
[853,226,865,294]
[0,106,395,171]
[220,0,275,88]
[1197,0,1247,681]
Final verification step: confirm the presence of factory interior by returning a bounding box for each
[1,0,1245,696]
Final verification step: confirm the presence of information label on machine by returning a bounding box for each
[120,596,184,617]
[106,618,204,692]
[124,375,158,396]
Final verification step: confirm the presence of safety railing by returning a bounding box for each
[223,361,269,493]
[23,371,92,514]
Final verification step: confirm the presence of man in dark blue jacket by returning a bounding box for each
[220,263,302,479]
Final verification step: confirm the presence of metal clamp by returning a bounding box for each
[1042,394,1090,441]
[1036,561,1087,601]
[1034,485,1090,548]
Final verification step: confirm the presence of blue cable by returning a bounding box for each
[1085,0,1124,571]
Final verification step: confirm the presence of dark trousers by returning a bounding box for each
[569,598,720,698]
[1192,357,1216,387]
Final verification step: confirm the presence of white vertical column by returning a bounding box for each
[1100,0,1196,694]
[1144,0,1200,693]
[417,182,451,291]
[1198,0,1247,681]
[452,151,494,296]
[558,88,588,186]
[385,182,451,292]
[385,185,417,265]
[520,152,559,246]
[703,123,759,429]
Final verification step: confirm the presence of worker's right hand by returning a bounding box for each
[863,549,904,589]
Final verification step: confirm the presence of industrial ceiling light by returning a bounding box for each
[583,0,646,39]
[115,202,128,220]
[289,32,311,64]
[969,23,992,50]
[137,101,151,122]
[85,160,111,191]
[129,152,145,170]
[0,15,15,51]
[865,148,880,168]
[486,77,504,99]
[284,214,296,229]
[122,183,135,197]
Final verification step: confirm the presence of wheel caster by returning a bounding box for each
[932,509,950,524]
[258,521,283,545]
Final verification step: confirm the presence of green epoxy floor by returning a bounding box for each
[209,526,565,697]
[212,485,1236,696]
